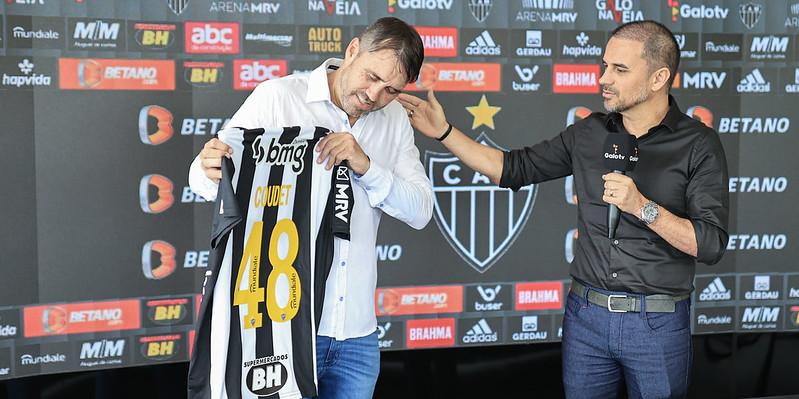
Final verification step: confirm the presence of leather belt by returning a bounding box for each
[570,280,690,313]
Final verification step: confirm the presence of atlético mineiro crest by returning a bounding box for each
[425,133,537,273]
[166,0,191,15]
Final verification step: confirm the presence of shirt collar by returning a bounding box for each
[604,95,683,133]
[306,58,342,104]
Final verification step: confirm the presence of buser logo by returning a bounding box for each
[252,136,308,173]
[139,174,174,214]
[139,105,173,145]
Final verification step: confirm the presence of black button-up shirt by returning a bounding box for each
[500,96,729,296]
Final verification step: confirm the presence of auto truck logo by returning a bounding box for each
[425,133,537,273]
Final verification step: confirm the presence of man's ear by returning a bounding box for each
[651,67,670,92]
[345,37,361,61]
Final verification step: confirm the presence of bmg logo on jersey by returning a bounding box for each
[139,105,174,145]
[141,240,177,280]
[425,133,537,273]
[252,134,308,174]
[244,355,290,396]
[139,174,174,214]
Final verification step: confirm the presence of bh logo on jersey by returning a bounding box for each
[245,356,289,396]
[425,133,537,273]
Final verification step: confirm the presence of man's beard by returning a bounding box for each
[603,85,650,113]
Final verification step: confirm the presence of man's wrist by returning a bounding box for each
[436,123,453,142]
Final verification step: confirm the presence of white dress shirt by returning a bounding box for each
[189,58,433,340]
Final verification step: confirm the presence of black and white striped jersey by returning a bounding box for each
[189,126,353,399]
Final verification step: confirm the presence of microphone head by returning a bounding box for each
[603,133,639,172]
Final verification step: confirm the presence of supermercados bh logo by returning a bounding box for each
[143,297,192,327]
[515,0,578,24]
[129,22,180,52]
[137,334,183,362]
[595,0,644,24]
[694,275,734,302]
[426,133,537,273]
[181,61,225,89]
[244,354,290,396]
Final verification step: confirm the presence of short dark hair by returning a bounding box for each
[610,20,680,88]
[358,17,424,84]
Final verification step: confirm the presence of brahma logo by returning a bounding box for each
[305,26,343,54]
[183,61,224,88]
[59,58,175,90]
[406,318,455,348]
[596,0,643,23]
[375,286,463,315]
[553,64,600,93]
[142,240,177,280]
[23,300,140,337]
[308,0,362,15]
[426,133,537,273]
[517,0,577,23]
[405,62,501,92]
[139,105,173,145]
[145,298,190,326]
[139,334,181,361]
[515,281,563,310]
[185,22,239,54]
[132,23,177,51]
[415,26,457,58]
[233,59,287,90]
[389,0,453,12]
[139,175,174,214]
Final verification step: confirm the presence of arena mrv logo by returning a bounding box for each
[425,133,537,273]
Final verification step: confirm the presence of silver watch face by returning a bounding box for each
[642,202,658,223]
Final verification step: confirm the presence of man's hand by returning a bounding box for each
[602,173,647,215]
[199,138,232,183]
[315,132,370,175]
[397,89,449,139]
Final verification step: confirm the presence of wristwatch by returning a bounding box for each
[639,200,659,225]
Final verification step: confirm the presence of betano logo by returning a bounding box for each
[139,105,173,145]
[729,176,787,193]
[375,286,463,315]
[139,174,174,214]
[59,58,175,90]
[23,300,140,337]
[406,62,500,92]
[142,240,177,280]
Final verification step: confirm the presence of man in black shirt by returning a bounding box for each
[399,20,728,398]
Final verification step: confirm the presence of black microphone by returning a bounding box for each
[602,133,639,239]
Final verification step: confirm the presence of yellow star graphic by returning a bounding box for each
[466,94,501,130]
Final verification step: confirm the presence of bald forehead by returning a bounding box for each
[604,37,646,67]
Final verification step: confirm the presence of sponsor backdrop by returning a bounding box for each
[0,0,797,379]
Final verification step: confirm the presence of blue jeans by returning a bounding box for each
[562,285,692,399]
[308,330,380,399]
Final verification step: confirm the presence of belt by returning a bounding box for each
[570,280,690,313]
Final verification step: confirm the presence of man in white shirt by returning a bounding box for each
[189,17,433,399]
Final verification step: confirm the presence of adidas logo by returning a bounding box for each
[465,30,501,56]
[699,277,731,301]
[737,68,770,93]
[462,319,497,343]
